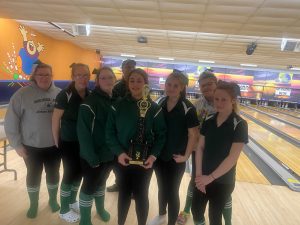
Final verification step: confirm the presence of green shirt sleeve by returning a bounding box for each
[106,105,124,156]
[149,107,166,157]
[77,103,99,167]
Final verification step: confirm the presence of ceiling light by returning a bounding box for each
[198,60,215,64]
[240,64,257,67]
[120,54,136,58]
[158,57,174,61]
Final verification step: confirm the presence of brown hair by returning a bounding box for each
[70,63,90,79]
[166,70,188,98]
[30,63,52,82]
[128,68,149,84]
[95,66,116,87]
[198,70,217,84]
[215,81,240,113]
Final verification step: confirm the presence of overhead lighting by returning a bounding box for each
[198,60,215,64]
[158,57,174,61]
[290,67,300,71]
[120,54,136,58]
[48,22,75,37]
[240,63,257,67]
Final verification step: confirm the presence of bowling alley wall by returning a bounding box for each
[104,58,300,104]
[0,18,99,104]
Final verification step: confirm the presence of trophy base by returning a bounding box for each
[129,160,145,165]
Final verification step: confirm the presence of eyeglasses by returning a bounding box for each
[74,74,90,79]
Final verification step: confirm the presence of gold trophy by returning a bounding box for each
[128,85,151,165]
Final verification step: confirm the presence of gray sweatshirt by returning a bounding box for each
[4,81,60,149]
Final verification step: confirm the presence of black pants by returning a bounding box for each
[80,159,113,195]
[191,182,235,225]
[118,164,153,225]
[112,157,120,186]
[155,159,186,225]
[23,145,61,187]
[59,140,82,185]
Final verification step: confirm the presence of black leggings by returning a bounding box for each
[23,145,61,187]
[191,182,235,225]
[155,159,186,225]
[80,159,113,195]
[59,140,82,185]
[118,164,153,225]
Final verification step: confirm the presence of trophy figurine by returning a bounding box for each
[128,85,151,165]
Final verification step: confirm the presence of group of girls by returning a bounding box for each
[4,60,248,225]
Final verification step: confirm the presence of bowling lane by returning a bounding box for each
[251,105,300,126]
[0,107,7,120]
[236,152,270,185]
[266,106,300,118]
[244,117,300,176]
[241,106,300,141]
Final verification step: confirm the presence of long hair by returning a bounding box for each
[215,81,240,113]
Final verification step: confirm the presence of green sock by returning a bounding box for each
[79,192,93,225]
[94,186,110,222]
[183,182,193,213]
[47,183,60,212]
[70,181,81,204]
[60,183,71,214]
[223,196,232,225]
[26,186,40,218]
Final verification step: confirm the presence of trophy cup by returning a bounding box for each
[128,85,151,165]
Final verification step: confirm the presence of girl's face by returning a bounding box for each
[214,89,235,113]
[73,66,90,90]
[34,67,53,91]
[165,77,184,98]
[128,72,145,97]
[98,69,116,93]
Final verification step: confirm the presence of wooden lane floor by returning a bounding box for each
[0,107,7,120]
[241,106,300,141]
[266,106,300,118]
[244,118,300,176]
[251,105,300,126]
[1,151,299,225]
[236,152,270,185]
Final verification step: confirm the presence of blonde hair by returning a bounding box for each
[166,70,188,98]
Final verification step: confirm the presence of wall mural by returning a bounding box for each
[1,25,44,87]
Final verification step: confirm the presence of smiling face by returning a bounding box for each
[72,65,90,91]
[26,41,36,55]
[200,77,217,100]
[165,76,184,98]
[33,67,53,90]
[214,89,236,113]
[97,69,116,94]
[128,72,146,98]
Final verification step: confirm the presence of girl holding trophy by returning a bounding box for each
[106,68,166,225]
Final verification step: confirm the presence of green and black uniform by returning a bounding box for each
[54,82,89,214]
[155,96,199,225]
[112,79,127,98]
[77,87,115,224]
[191,112,248,225]
[106,94,166,225]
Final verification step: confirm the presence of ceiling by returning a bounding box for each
[1,0,300,70]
